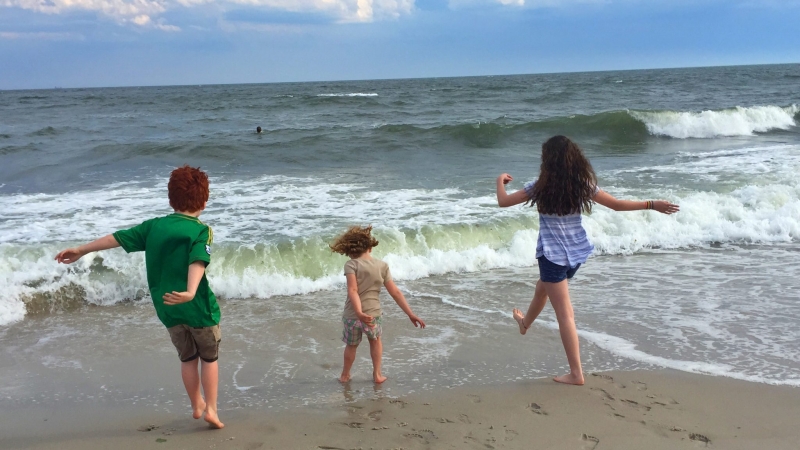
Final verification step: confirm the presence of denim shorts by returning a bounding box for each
[537,256,581,283]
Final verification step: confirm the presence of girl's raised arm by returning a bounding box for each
[496,173,531,207]
[593,190,679,215]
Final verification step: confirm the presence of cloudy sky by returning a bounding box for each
[1,0,798,89]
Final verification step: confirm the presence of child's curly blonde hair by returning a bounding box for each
[330,225,379,258]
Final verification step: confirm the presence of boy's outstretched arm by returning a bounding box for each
[55,235,121,264]
[345,273,374,324]
[594,190,679,215]
[163,261,206,305]
[385,280,425,328]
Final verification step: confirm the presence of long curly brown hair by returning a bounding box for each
[528,136,597,216]
[330,225,380,258]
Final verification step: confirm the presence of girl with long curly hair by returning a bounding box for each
[496,135,679,385]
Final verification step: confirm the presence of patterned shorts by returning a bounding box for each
[342,316,383,346]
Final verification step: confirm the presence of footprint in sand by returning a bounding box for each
[528,402,548,415]
[405,429,437,444]
[504,429,518,441]
[137,424,159,432]
[464,433,495,449]
[591,387,616,401]
[467,394,482,403]
[367,410,382,421]
[458,414,471,424]
[581,433,600,450]
[621,399,651,412]
[339,422,363,429]
[631,380,648,391]
[689,433,711,446]
[243,443,264,450]
[389,399,407,408]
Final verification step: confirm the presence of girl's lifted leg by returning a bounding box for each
[513,279,548,335]
[340,344,357,383]
[543,280,585,385]
[368,337,387,384]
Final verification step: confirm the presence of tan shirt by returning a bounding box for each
[342,256,392,320]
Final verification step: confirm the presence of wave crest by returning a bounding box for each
[631,105,799,139]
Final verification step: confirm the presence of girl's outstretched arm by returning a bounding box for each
[384,279,425,328]
[496,173,531,207]
[594,190,679,214]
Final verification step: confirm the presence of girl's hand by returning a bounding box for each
[55,248,85,264]
[358,313,374,326]
[497,173,513,185]
[654,200,680,215]
[408,315,426,328]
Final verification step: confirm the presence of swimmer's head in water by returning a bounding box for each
[256,126,262,133]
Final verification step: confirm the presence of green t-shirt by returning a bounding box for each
[113,213,220,329]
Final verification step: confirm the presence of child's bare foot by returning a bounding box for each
[204,409,225,429]
[339,374,351,383]
[374,374,387,384]
[553,372,585,386]
[192,399,207,419]
[513,308,528,335]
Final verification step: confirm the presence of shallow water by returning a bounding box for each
[0,65,799,407]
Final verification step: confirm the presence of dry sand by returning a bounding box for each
[4,370,800,450]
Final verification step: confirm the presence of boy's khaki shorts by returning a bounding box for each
[167,324,221,363]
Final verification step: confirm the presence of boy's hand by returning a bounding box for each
[163,291,196,305]
[55,248,85,264]
[357,313,374,326]
[409,315,426,329]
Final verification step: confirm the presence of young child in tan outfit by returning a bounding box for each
[330,226,425,384]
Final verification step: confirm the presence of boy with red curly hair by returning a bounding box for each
[55,166,224,429]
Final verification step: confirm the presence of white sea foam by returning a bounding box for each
[1,154,799,327]
[631,105,799,138]
[316,93,378,97]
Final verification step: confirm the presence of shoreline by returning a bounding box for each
[3,369,800,449]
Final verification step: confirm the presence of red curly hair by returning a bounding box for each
[168,166,209,212]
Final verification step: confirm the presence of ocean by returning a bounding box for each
[1,64,799,412]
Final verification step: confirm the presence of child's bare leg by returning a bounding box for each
[543,280,584,386]
[340,344,358,382]
[368,338,387,384]
[180,359,206,419]
[513,279,548,335]
[200,360,224,428]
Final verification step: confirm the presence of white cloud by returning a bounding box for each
[0,0,415,29]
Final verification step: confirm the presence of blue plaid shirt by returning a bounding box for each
[524,180,599,267]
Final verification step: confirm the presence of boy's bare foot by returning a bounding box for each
[339,374,351,383]
[204,410,225,429]
[513,308,528,335]
[192,399,207,419]
[374,374,387,384]
[553,373,585,386]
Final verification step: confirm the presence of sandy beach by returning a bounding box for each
[3,369,799,450]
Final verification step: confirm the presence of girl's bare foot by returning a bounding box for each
[339,374,351,383]
[374,374,387,384]
[513,308,528,335]
[192,399,207,419]
[553,372,585,386]
[204,409,225,429]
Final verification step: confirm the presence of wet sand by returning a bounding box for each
[3,369,800,449]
